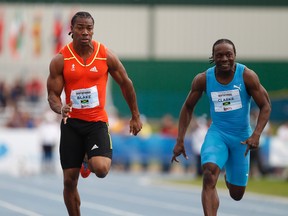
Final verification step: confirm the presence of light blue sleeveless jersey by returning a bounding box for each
[206,63,252,135]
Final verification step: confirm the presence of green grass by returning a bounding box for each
[169,177,288,198]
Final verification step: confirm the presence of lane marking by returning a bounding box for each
[0,182,143,216]
[0,200,43,216]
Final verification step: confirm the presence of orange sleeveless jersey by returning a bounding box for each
[60,40,109,122]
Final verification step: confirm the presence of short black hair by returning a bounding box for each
[71,11,94,26]
[209,39,236,64]
[68,11,94,36]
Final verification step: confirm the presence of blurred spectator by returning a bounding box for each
[21,111,37,128]
[108,109,126,134]
[276,121,288,142]
[138,114,153,171]
[190,115,209,177]
[250,109,272,177]
[277,122,288,180]
[160,114,178,138]
[0,80,8,111]
[10,78,25,104]
[276,122,288,164]
[272,121,288,178]
[5,106,25,128]
[138,114,152,138]
[158,114,178,172]
[5,106,36,128]
[25,77,43,103]
[38,110,59,173]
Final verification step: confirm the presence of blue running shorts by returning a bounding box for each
[201,125,251,186]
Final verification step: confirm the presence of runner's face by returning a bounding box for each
[213,43,235,72]
[71,17,94,45]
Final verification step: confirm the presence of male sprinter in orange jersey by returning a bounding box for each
[47,11,142,216]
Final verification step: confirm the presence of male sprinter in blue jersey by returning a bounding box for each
[171,39,271,216]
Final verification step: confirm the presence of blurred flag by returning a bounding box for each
[32,13,42,57]
[53,13,63,54]
[9,11,25,58]
[0,10,4,54]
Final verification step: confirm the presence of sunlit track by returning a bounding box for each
[0,200,43,216]
[0,172,287,216]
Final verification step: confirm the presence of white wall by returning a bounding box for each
[154,6,288,60]
[0,4,288,81]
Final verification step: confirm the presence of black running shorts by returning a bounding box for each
[59,118,112,169]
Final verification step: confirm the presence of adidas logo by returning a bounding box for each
[90,66,98,72]
[91,144,99,150]
[71,64,75,71]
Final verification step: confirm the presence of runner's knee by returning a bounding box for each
[94,167,109,178]
[91,163,110,178]
[229,186,246,201]
[203,169,217,188]
[202,163,220,188]
[64,176,78,190]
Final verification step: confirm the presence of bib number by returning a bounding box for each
[70,86,99,109]
[211,89,242,112]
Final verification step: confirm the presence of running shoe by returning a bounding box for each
[80,161,91,178]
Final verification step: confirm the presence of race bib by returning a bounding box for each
[70,86,99,109]
[211,89,242,112]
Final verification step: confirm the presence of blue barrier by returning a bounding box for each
[111,133,193,171]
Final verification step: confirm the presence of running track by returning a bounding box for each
[0,171,287,216]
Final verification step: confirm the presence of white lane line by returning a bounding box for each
[0,200,43,216]
[86,189,236,216]
[158,182,288,216]
[88,178,287,216]
[0,182,143,216]
[81,202,143,216]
